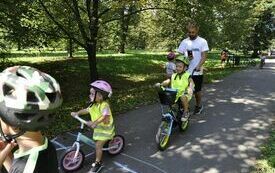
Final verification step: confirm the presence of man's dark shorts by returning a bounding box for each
[192,75,203,93]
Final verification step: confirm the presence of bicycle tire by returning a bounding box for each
[156,120,171,151]
[107,135,125,155]
[60,148,85,172]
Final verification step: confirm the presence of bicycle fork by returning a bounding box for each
[161,113,174,136]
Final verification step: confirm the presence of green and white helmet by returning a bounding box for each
[175,55,190,66]
[0,66,62,131]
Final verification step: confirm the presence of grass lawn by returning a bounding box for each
[0,50,248,136]
[252,130,275,173]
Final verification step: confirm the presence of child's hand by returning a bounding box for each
[71,112,78,117]
[0,140,17,165]
[154,83,161,88]
[0,140,16,150]
[86,121,97,128]
[103,116,110,124]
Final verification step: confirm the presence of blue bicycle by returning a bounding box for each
[155,88,189,151]
[59,115,125,172]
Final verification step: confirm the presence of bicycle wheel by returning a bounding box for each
[250,60,256,66]
[60,148,85,172]
[156,120,171,151]
[107,135,125,155]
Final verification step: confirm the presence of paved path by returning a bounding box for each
[56,59,275,173]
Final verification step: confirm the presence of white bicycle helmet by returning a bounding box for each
[0,66,62,131]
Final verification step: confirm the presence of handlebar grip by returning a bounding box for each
[73,115,88,125]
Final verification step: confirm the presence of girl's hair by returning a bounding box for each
[100,91,109,100]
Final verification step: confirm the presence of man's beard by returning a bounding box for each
[189,35,197,40]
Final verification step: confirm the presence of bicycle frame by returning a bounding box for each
[161,112,174,136]
[160,104,180,134]
[69,116,119,160]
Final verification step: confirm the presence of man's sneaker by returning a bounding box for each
[181,112,190,122]
[89,161,103,173]
[193,105,203,115]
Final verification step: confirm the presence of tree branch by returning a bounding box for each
[38,0,86,48]
[98,8,111,18]
[86,0,92,33]
[72,0,89,43]
[101,7,173,24]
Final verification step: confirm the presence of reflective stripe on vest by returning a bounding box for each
[93,126,115,140]
[171,72,190,101]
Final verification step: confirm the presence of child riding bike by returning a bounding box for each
[155,56,195,122]
[71,80,115,173]
[259,52,266,69]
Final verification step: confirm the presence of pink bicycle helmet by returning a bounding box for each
[167,52,176,60]
[90,80,112,98]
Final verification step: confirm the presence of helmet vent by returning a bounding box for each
[16,71,26,79]
[27,91,39,102]
[15,112,35,121]
[45,93,56,102]
[3,84,15,97]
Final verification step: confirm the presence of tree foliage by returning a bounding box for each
[0,0,274,80]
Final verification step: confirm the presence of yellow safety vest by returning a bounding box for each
[88,102,115,141]
[171,72,190,101]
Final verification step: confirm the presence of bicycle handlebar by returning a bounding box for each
[71,115,89,125]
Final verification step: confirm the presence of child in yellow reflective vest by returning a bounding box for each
[71,80,114,173]
[155,56,195,121]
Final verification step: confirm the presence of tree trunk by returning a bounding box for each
[17,40,21,51]
[86,42,98,82]
[119,6,131,53]
[86,0,99,82]
[67,38,73,58]
[119,8,126,53]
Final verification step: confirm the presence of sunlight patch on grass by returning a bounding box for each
[14,57,67,62]
[252,160,275,173]
[97,53,135,57]
[150,59,165,65]
[117,74,150,82]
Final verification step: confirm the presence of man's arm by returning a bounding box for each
[177,40,186,54]
[196,51,208,71]
[196,39,209,71]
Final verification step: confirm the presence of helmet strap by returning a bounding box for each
[0,122,25,143]
[174,71,185,80]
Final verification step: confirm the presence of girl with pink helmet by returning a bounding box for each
[71,80,115,173]
[165,50,176,79]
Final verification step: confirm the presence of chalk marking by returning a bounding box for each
[85,151,95,158]
[51,138,69,151]
[113,161,139,173]
[121,153,167,173]
[232,87,241,94]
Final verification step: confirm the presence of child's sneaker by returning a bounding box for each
[181,112,190,122]
[89,161,103,173]
[193,105,203,115]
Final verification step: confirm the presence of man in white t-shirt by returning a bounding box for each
[178,21,209,115]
